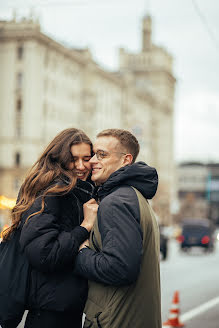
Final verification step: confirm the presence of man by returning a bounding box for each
[75,129,161,328]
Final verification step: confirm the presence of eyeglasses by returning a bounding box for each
[93,150,126,161]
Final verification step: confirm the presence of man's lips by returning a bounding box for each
[92,168,101,173]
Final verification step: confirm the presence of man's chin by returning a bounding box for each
[91,174,97,182]
[91,174,101,185]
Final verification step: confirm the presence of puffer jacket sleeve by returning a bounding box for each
[20,194,89,273]
[74,187,143,286]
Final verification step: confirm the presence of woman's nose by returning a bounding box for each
[75,160,85,170]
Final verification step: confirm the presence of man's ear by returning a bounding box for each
[122,154,133,166]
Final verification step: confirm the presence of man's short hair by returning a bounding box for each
[97,129,140,163]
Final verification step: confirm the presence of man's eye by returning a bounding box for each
[98,152,106,158]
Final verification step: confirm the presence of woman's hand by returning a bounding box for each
[79,239,89,251]
[80,198,98,232]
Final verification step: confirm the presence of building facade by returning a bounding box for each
[177,162,219,224]
[0,14,176,226]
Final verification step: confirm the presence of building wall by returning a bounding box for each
[80,69,123,139]
[122,90,152,163]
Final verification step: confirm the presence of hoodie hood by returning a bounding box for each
[97,161,158,200]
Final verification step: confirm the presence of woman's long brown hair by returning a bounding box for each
[3,128,92,240]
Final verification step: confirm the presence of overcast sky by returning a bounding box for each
[1,0,219,163]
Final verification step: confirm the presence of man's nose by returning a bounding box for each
[89,154,98,164]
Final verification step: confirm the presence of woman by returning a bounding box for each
[3,128,98,328]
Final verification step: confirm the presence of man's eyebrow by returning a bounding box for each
[93,149,106,152]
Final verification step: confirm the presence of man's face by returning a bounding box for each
[90,136,126,185]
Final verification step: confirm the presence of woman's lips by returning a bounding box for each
[76,172,87,179]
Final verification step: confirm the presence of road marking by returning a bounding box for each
[181,296,219,322]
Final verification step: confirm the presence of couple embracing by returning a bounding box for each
[2,128,161,328]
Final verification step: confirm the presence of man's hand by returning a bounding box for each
[80,198,98,232]
[79,239,90,251]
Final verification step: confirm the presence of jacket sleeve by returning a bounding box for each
[74,189,143,286]
[20,195,89,273]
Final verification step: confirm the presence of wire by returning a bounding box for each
[2,1,90,8]
[3,0,119,8]
[34,1,93,6]
[191,0,219,51]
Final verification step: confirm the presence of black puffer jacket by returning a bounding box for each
[74,162,158,285]
[19,179,94,313]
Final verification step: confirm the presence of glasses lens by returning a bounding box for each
[96,150,108,160]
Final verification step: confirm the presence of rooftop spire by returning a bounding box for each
[142,15,152,51]
[144,0,151,13]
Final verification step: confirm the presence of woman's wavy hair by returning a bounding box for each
[3,128,92,240]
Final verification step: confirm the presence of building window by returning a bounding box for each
[17,45,24,60]
[16,72,23,89]
[15,97,22,137]
[16,98,22,112]
[15,152,21,167]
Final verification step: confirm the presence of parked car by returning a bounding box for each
[160,227,168,260]
[177,218,215,252]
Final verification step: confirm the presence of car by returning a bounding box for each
[177,218,215,252]
[160,227,168,260]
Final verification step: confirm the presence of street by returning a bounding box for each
[161,237,219,328]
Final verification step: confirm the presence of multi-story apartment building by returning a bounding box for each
[207,163,219,224]
[0,14,176,226]
[177,162,219,224]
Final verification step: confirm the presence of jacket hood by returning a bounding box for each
[97,161,158,200]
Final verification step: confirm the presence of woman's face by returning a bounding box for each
[69,143,92,181]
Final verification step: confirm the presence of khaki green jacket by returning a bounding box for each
[83,187,161,328]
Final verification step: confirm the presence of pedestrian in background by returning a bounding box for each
[2,128,98,328]
[75,129,161,328]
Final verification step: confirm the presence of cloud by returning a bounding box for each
[175,91,219,161]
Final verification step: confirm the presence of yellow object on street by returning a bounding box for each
[0,195,16,209]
